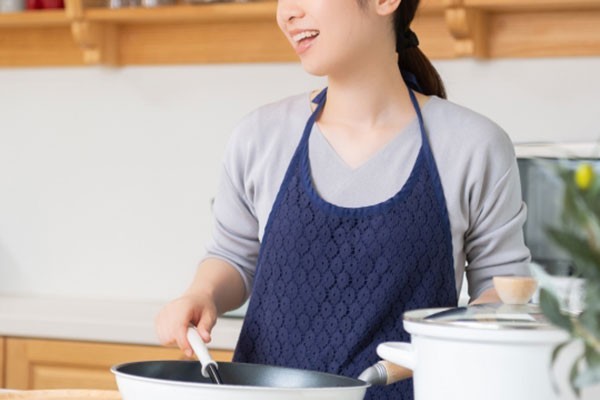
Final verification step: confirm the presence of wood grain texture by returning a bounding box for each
[1,1,600,66]
[0,10,69,28]
[445,7,488,57]
[85,3,278,24]
[4,338,233,390]
[1,337,5,388]
[488,10,600,58]
[464,0,600,11]
[412,13,456,60]
[0,390,121,400]
[0,27,84,66]
[117,19,296,65]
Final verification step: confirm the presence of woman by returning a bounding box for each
[156,0,531,398]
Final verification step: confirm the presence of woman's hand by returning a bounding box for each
[470,287,501,305]
[155,293,218,357]
[155,258,247,356]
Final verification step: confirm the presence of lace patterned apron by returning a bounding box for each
[234,87,458,400]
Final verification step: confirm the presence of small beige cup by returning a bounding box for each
[493,276,538,305]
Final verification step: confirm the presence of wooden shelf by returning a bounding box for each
[0,9,81,67]
[463,0,600,11]
[0,9,69,27]
[1,337,5,388]
[85,3,277,23]
[0,0,599,67]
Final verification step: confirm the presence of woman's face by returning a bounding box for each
[276,0,392,77]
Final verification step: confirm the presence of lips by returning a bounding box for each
[292,30,319,43]
[289,29,320,55]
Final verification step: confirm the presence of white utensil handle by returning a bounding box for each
[187,326,217,378]
[377,342,417,371]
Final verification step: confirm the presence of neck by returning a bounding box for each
[320,55,414,132]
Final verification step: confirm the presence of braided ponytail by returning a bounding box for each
[355,0,446,98]
[394,0,446,98]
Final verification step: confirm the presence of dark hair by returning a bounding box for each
[395,0,446,98]
[357,0,447,99]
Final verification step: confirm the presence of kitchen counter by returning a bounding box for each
[0,295,243,350]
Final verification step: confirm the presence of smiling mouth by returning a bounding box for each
[292,30,320,45]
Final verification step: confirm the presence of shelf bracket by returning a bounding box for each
[65,0,118,66]
[444,3,489,58]
[70,21,118,65]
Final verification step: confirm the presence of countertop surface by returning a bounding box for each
[0,295,243,350]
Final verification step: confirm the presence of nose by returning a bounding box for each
[277,0,304,24]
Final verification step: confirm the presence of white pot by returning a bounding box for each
[376,305,597,400]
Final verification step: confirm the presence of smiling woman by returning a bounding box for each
[155,0,531,399]
[275,0,445,97]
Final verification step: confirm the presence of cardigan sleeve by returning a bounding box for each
[462,130,531,300]
[201,120,261,302]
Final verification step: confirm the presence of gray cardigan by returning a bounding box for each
[204,92,531,302]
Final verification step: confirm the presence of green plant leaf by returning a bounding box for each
[546,229,600,281]
[540,288,574,332]
[584,282,600,312]
[552,341,571,364]
[550,340,572,394]
[579,306,600,340]
[585,344,600,368]
[570,356,583,398]
[539,159,600,397]
[587,178,600,216]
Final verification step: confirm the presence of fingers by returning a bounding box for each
[173,307,216,358]
[175,324,193,358]
[154,295,218,358]
[197,304,217,343]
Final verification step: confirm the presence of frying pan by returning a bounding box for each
[112,359,369,400]
[112,326,370,399]
[111,326,412,400]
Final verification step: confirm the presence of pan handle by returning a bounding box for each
[186,326,218,379]
[377,342,417,372]
[358,360,413,386]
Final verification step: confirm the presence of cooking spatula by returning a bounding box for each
[186,327,224,384]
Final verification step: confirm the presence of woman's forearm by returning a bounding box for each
[184,257,247,315]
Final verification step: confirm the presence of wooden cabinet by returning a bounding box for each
[2,337,233,390]
[1,337,5,388]
[0,0,292,67]
[1,0,600,67]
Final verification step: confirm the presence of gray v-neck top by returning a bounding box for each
[204,92,531,301]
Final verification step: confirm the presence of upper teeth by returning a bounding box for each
[292,31,319,43]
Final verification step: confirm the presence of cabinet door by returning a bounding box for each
[1,337,5,388]
[5,338,233,390]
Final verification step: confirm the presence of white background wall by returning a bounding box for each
[1,57,599,303]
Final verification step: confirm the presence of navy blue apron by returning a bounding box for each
[234,87,458,400]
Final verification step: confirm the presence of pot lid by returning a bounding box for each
[404,303,556,330]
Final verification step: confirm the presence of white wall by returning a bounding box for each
[1,57,599,302]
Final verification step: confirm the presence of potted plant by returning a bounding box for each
[535,160,600,397]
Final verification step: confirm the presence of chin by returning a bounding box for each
[299,58,332,77]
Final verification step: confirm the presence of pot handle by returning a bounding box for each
[187,326,218,379]
[377,342,417,371]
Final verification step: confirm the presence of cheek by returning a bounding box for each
[298,38,344,77]
[275,3,287,34]
[275,15,285,34]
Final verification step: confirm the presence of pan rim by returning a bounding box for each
[110,360,371,392]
